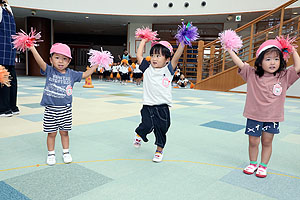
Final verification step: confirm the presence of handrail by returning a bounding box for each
[197,0,299,84]
[204,0,298,48]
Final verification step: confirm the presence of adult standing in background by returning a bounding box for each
[118,49,132,64]
[0,0,19,117]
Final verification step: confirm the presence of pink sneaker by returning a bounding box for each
[243,163,258,175]
[256,165,267,178]
[133,134,142,148]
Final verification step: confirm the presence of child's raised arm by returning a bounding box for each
[136,39,148,65]
[227,49,245,69]
[82,64,98,79]
[292,47,300,73]
[29,46,47,71]
[171,42,185,70]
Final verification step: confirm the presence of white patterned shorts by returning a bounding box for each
[43,106,72,133]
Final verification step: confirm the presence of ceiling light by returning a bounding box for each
[293,12,298,15]
[85,16,89,19]
[181,18,184,21]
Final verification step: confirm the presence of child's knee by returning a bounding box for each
[48,132,57,138]
[59,130,69,136]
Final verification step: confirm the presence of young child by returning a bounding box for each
[177,74,189,88]
[133,62,143,86]
[98,66,104,81]
[120,59,129,85]
[172,68,180,85]
[29,43,98,165]
[227,38,300,177]
[133,39,185,162]
[112,62,119,82]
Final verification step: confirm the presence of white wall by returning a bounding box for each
[128,23,152,58]
[9,0,299,16]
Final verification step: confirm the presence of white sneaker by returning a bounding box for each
[133,134,142,148]
[63,152,72,164]
[47,154,56,166]
[243,163,258,175]
[256,165,267,178]
[152,151,163,163]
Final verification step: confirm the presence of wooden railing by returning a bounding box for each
[196,0,299,89]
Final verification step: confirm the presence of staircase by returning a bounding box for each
[195,0,300,91]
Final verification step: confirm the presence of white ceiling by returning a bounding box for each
[12,6,300,36]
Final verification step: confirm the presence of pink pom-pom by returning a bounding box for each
[135,27,159,41]
[219,29,243,53]
[12,28,43,52]
[88,48,114,70]
[276,35,297,61]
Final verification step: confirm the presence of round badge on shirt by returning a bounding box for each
[162,76,171,88]
[66,85,73,96]
[273,83,282,96]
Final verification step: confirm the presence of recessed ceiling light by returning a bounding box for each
[85,16,89,19]
[181,18,184,21]
[293,12,298,15]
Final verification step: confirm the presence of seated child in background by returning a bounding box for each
[177,74,189,88]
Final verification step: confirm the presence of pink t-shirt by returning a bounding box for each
[239,63,300,122]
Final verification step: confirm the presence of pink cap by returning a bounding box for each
[256,39,282,58]
[151,41,173,55]
[50,43,72,59]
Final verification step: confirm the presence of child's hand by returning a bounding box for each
[142,38,150,43]
[28,45,34,51]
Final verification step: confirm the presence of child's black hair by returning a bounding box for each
[150,44,171,59]
[255,47,286,77]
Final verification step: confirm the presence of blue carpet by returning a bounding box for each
[18,114,43,122]
[20,103,41,108]
[200,120,245,132]
[220,163,300,199]
[0,181,30,200]
[4,164,113,200]
[107,100,135,104]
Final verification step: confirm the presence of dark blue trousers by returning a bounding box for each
[135,104,171,148]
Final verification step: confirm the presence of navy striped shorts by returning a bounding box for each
[43,106,72,133]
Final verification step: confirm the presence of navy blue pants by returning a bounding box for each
[135,104,171,148]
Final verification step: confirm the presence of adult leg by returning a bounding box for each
[0,66,11,114]
[8,65,18,112]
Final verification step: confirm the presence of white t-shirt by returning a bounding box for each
[140,59,174,106]
[0,4,13,23]
[112,65,119,73]
[177,78,188,84]
[119,65,129,73]
[133,64,142,73]
[105,65,112,72]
